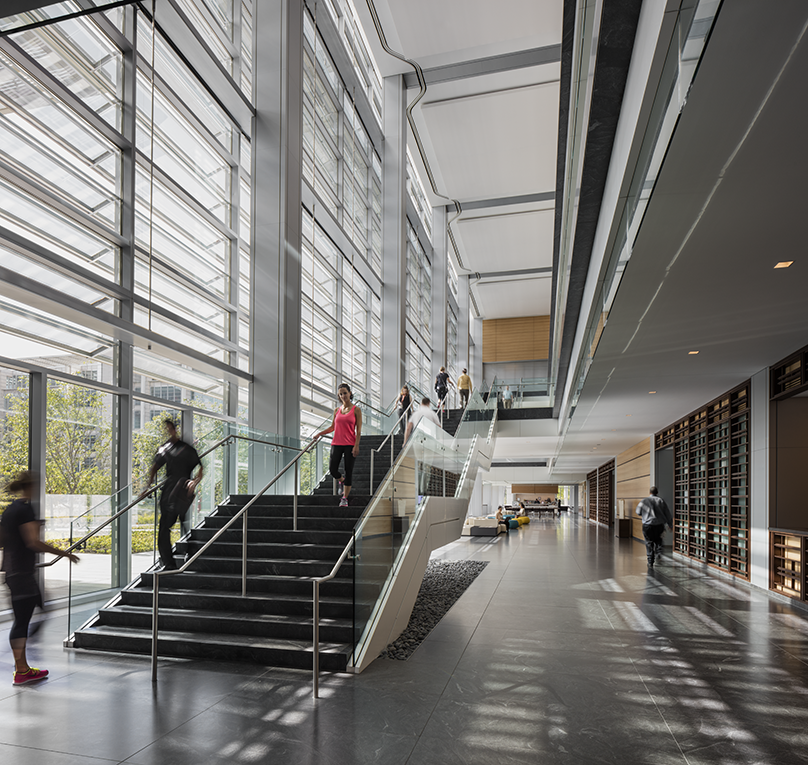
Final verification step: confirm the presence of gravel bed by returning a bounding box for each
[379,559,489,661]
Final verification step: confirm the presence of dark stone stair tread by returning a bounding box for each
[74,625,350,655]
[124,587,353,607]
[183,542,348,552]
[101,604,353,628]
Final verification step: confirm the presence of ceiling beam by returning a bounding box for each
[474,267,553,280]
[404,44,561,89]
[448,190,555,212]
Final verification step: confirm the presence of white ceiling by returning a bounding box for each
[419,81,559,201]
[355,0,563,318]
[360,0,563,73]
[457,206,554,271]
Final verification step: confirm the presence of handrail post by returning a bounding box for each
[242,508,248,598]
[151,571,159,683]
[313,579,320,699]
[294,458,298,532]
[370,449,375,495]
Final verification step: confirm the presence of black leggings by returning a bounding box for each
[10,594,38,641]
[329,445,355,487]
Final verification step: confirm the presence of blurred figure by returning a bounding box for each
[142,419,203,570]
[405,397,441,441]
[457,369,472,408]
[1,471,79,685]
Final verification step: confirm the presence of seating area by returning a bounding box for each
[461,512,531,536]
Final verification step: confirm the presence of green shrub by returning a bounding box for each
[49,527,179,554]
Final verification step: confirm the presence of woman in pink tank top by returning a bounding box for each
[314,384,363,506]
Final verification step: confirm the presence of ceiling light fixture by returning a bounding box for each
[649,391,657,394]
[774,261,793,269]
[688,351,699,355]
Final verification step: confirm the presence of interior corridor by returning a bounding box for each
[1,514,807,765]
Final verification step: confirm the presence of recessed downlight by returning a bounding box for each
[775,261,794,269]
[688,350,699,355]
[649,391,657,394]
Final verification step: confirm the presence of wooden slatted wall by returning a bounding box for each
[482,316,550,362]
[512,484,558,496]
[615,438,651,541]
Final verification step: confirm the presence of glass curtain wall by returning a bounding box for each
[405,220,432,396]
[406,149,432,244]
[302,10,382,279]
[300,209,382,436]
[0,1,254,604]
[299,3,383,439]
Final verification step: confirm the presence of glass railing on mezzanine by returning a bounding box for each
[487,378,554,409]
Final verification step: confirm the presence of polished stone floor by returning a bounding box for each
[2,513,808,764]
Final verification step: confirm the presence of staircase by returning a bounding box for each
[71,434,403,671]
[438,408,465,437]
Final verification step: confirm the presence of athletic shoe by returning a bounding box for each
[339,497,348,507]
[13,667,48,686]
[338,478,345,496]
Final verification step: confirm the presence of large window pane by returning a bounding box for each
[42,379,115,601]
[11,13,123,130]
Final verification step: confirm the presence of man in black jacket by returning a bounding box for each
[142,419,204,570]
[636,487,672,568]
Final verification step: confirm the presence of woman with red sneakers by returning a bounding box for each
[1,472,79,685]
[314,384,362,506]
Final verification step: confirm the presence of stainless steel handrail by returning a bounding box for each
[312,414,485,697]
[150,435,325,682]
[369,405,413,495]
[40,432,291,567]
[311,418,439,698]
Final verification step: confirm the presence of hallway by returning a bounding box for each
[1,514,807,764]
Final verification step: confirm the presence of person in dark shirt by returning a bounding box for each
[141,419,204,570]
[636,487,673,568]
[434,367,453,412]
[396,385,412,435]
[1,471,79,685]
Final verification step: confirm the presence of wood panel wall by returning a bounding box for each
[482,316,550,362]
[512,484,558,496]
[615,438,651,541]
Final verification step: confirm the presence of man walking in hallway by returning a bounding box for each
[636,487,672,568]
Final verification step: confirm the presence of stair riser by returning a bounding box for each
[204,517,358,532]
[177,542,347,561]
[120,590,354,619]
[138,573,360,598]
[185,559,355,577]
[97,610,355,643]
[72,633,349,671]
[226,494,371,506]
[216,505,364,520]
[191,530,354,545]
